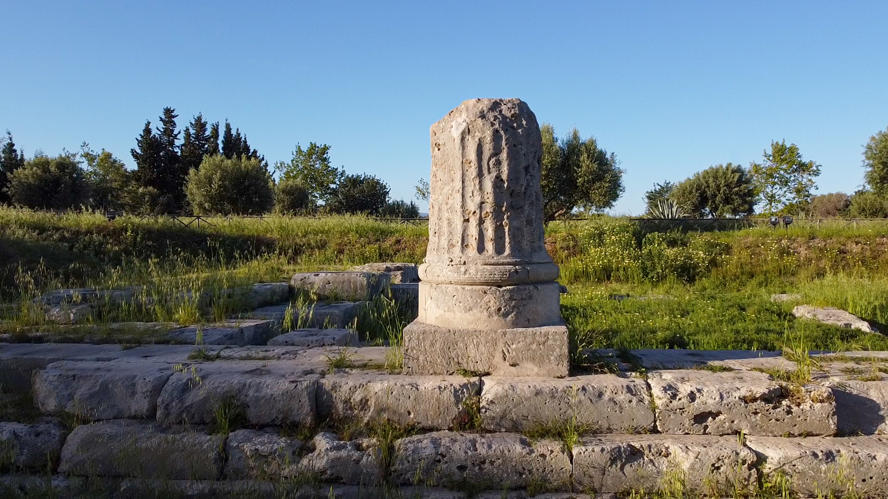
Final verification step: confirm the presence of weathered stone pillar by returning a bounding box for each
[403,98,568,377]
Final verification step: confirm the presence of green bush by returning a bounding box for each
[186,155,273,215]
[327,173,389,215]
[849,190,888,218]
[380,199,419,218]
[8,154,89,210]
[275,178,310,214]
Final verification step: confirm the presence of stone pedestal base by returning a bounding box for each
[417,282,562,330]
[402,321,569,377]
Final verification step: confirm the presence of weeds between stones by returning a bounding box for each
[451,396,482,432]
[211,396,246,436]
[324,348,355,373]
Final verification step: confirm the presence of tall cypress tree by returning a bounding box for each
[190,114,209,158]
[1,131,26,204]
[131,121,162,190]
[208,122,220,156]
[221,122,236,158]
[155,107,183,211]
[180,128,199,172]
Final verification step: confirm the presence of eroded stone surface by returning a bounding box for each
[628,349,791,371]
[225,429,302,480]
[246,282,290,308]
[391,431,571,489]
[169,319,273,346]
[480,375,654,433]
[318,374,479,429]
[0,420,67,470]
[0,343,125,393]
[298,432,380,485]
[417,282,563,330]
[58,420,223,479]
[268,328,359,347]
[793,305,878,333]
[45,304,93,324]
[351,263,419,284]
[648,370,836,436]
[34,360,172,420]
[403,322,568,377]
[747,436,888,497]
[290,272,389,301]
[827,379,888,435]
[156,361,317,426]
[573,435,758,495]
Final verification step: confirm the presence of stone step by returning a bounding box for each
[245,300,365,330]
[168,319,274,346]
[9,420,888,496]
[268,328,360,347]
[290,271,390,302]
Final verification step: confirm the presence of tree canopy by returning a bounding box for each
[540,125,623,220]
[750,140,821,215]
[275,143,343,208]
[670,163,755,218]
[864,126,888,196]
[0,131,26,204]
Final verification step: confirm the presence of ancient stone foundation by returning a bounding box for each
[404,98,569,377]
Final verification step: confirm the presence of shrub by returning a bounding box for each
[275,178,310,214]
[670,163,755,218]
[327,173,389,215]
[849,190,888,218]
[8,154,89,210]
[185,155,273,215]
[809,192,851,218]
[380,199,419,219]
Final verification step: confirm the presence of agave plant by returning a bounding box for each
[647,199,686,219]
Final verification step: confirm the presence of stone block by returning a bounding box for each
[155,361,317,427]
[351,262,419,284]
[417,282,563,330]
[45,303,93,324]
[792,305,878,333]
[390,283,419,317]
[225,429,302,479]
[33,360,172,420]
[168,319,273,346]
[0,343,124,393]
[304,301,365,329]
[290,272,389,301]
[747,436,888,497]
[298,432,380,485]
[58,420,223,479]
[0,420,67,470]
[828,379,888,435]
[480,375,654,433]
[403,321,568,377]
[0,475,86,497]
[390,431,571,489]
[318,374,479,429]
[648,370,836,436]
[268,328,359,347]
[246,282,290,308]
[572,435,758,495]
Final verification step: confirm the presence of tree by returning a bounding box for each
[327,173,389,215]
[0,131,26,204]
[380,199,420,218]
[221,122,236,159]
[644,181,674,214]
[80,144,133,212]
[809,192,851,218]
[274,178,310,214]
[131,120,163,203]
[670,163,755,218]
[8,154,89,210]
[864,126,888,195]
[185,155,273,215]
[539,125,623,220]
[181,114,210,173]
[156,107,185,211]
[275,143,343,208]
[750,140,821,215]
[849,190,888,218]
[415,178,430,202]
[208,122,220,156]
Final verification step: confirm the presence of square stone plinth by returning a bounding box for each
[402,321,568,377]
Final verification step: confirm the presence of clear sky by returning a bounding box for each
[2,1,886,214]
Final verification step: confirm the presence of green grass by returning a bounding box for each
[3,208,888,358]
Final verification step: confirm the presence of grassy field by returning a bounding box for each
[2,207,887,356]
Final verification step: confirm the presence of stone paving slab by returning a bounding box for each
[0,343,124,392]
[33,360,172,420]
[155,361,318,427]
[268,328,359,347]
[572,434,758,495]
[747,436,888,497]
[58,420,223,480]
[626,349,794,371]
[168,319,273,346]
[648,369,837,436]
[0,420,67,471]
[318,374,479,429]
[480,375,654,433]
[390,431,571,490]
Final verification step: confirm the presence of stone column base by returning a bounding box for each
[402,321,569,377]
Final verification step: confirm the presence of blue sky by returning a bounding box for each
[2,1,886,214]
